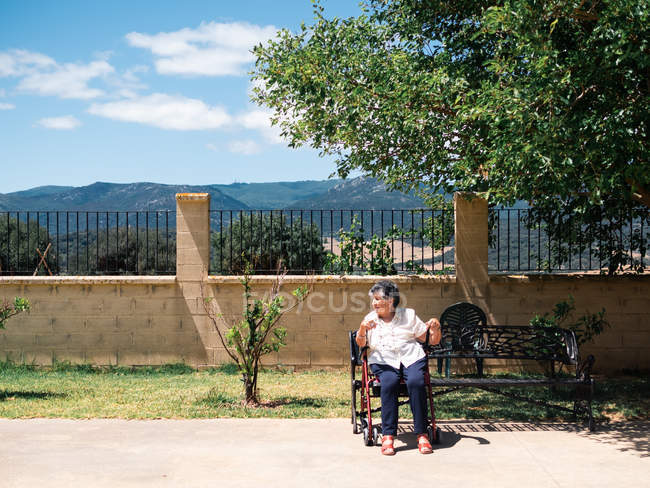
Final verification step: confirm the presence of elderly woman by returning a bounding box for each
[356,280,441,456]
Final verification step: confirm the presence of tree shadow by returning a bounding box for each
[196,391,347,410]
[259,397,348,409]
[0,390,67,401]
[579,421,650,458]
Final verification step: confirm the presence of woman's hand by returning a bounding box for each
[425,318,442,345]
[356,319,376,346]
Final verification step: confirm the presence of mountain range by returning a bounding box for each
[0,177,427,211]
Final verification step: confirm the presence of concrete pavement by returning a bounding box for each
[0,419,648,488]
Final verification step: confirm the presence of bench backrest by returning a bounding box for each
[439,302,487,351]
[427,325,579,364]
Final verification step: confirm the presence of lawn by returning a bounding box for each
[0,362,647,423]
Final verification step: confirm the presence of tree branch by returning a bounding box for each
[201,281,241,366]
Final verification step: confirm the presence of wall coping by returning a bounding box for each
[207,274,457,284]
[1,273,645,286]
[0,276,177,285]
[490,273,650,283]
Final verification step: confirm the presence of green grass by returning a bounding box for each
[0,361,647,422]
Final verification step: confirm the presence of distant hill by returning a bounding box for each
[214,180,340,209]
[0,178,428,211]
[7,185,75,198]
[0,182,247,211]
[287,177,426,209]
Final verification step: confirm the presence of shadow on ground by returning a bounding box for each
[260,397,348,409]
[396,420,650,458]
[579,421,650,458]
[0,390,67,401]
[390,420,490,453]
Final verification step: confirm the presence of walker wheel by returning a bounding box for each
[372,426,380,446]
[362,427,374,446]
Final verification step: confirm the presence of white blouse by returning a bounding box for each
[364,307,428,369]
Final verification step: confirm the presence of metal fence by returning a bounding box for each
[209,209,455,275]
[7,205,645,277]
[489,207,649,274]
[0,211,176,276]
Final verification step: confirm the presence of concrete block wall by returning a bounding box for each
[1,192,648,374]
[0,277,206,366]
[201,273,650,374]
[488,275,650,372]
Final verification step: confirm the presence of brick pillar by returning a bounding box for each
[454,192,489,302]
[175,193,215,366]
[176,193,210,281]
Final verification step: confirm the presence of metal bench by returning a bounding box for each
[426,313,596,430]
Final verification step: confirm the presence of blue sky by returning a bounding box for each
[0,0,364,193]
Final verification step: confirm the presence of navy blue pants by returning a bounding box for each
[370,357,429,436]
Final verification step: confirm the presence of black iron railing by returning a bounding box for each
[0,211,176,276]
[209,209,455,275]
[489,207,649,273]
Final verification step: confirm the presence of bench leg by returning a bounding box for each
[573,379,595,431]
[437,357,452,378]
[587,378,595,432]
[476,358,484,377]
[575,355,596,431]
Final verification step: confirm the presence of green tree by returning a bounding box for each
[211,213,326,274]
[323,215,397,274]
[253,0,649,272]
[0,217,58,275]
[202,265,309,405]
[91,227,176,275]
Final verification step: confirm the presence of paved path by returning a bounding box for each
[0,419,648,488]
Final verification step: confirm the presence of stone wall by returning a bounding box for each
[1,193,648,375]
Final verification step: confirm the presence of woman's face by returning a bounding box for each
[372,292,394,318]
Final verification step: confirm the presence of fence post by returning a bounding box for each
[454,192,489,302]
[176,193,211,281]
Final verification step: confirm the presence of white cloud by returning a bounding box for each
[0,49,127,100]
[236,109,283,144]
[0,49,55,77]
[228,139,261,155]
[87,93,231,130]
[104,65,149,99]
[126,21,277,76]
[0,88,6,97]
[36,115,81,130]
[205,143,218,152]
[17,60,113,99]
[0,103,15,110]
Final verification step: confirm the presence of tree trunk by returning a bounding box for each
[244,378,258,405]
